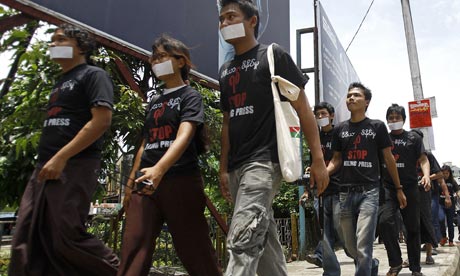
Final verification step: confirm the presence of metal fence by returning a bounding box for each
[86,212,298,275]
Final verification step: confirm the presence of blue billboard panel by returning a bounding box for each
[317,1,360,123]
[20,0,289,81]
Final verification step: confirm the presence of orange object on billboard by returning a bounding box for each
[409,99,432,128]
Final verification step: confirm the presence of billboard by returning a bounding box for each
[316,1,360,123]
[13,0,290,81]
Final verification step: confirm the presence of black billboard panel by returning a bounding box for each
[15,0,289,81]
[317,1,360,123]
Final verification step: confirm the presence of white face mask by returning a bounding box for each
[151,59,174,78]
[220,23,246,41]
[388,121,404,131]
[49,46,73,59]
[316,117,330,128]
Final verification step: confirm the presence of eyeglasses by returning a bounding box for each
[150,52,183,63]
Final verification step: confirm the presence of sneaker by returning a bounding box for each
[440,237,448,246]
[425,255,435,265]
[449,241,455,247]
[305,254,322,268]
[431,248,438,255]
[412,272,423,276]
[421,244,426,251]
[371,258,379,276]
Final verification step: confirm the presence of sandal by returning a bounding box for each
[386,264,403,276]
[402,260,409,268]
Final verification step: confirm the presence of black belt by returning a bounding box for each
[339,184,376,193]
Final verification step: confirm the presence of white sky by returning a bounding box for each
[1,1,459,166]
[290,0,460,167]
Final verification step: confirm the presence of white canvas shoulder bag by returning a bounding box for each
[267,44,302,182]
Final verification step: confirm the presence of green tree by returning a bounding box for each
[0,19,145,208]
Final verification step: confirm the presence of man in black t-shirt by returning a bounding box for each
[327,83,406,276]
[218,1,328,275]
[378,104,431,276]
[303,102,350,275]
[418,150,451,263]
[9,24,118,276]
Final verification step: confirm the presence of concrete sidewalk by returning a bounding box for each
[287,241,460,276]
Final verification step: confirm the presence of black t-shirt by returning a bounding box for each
[443,179,459,197]
[219,43,308,171]
[425,152,442,195]
[139,86,203,175]
[382,130,425,188]
[38,64,114,162]
[332,118,392,185]
[319,127,340,195]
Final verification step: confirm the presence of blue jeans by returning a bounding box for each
[321,193,343,276]
[441,204,456,242]
[431,194,442,243]
[225,161,287,276]
[340,186,379,276]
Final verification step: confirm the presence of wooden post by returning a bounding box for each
[291,212,299,261]
[216,213,227,267]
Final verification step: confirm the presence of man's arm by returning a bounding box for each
[418,153,431,191]
[219,112,232,202]
[326,151,342,176]
[438,177,452,208]
[382,147,407,208]
[38,106,112,181]
[290,89,329,193]
[323,151,342,195]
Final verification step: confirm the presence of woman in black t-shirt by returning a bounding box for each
[439,165,459,246]
[117,35,221,276]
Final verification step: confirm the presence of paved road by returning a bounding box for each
[287,238,460,276]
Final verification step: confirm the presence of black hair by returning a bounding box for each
[348,82,372,101]
[386,104,406,122]
[219,0,260,38]
[348,82,372,111]
[151,34,194,81]
[57,23,96,62]
[314,101,335,115]
[441,165,455,184]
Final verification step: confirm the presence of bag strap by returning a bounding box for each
[267,43,281,102]
[267,43,275,78]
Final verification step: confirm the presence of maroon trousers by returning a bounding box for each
[9,159,119,276]
[117,172,221,276]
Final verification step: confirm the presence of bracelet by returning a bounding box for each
[395,186,403,190]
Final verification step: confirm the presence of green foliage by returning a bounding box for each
[273,183,300,218]
[0,245,11,274]
[0,28,59,207]
[191,81,233,215]
[0,20,145,208]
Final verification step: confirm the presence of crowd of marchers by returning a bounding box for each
[6,1,459,276]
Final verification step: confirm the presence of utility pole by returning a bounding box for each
[400,0,424,100]
[400,0,436,151]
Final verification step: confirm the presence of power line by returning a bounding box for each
[345,0,376,52]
